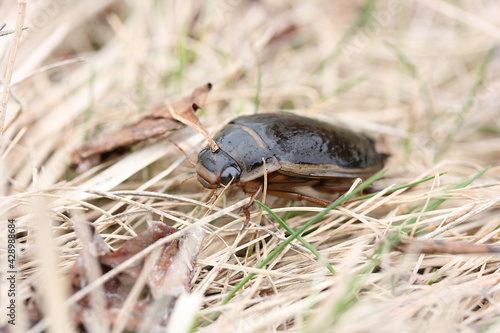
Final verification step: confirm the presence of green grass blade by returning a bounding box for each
[328,75,367,97]
[385,41,417,78]
[385,41,435,145]
[281,201,296,222]
[254,67,262,114]
[404,166,490,236]
[312,231,402,330]
[454,166,490,189]
[255,200,336,275]
[83,66,96,142]
[317,0,378,71]
[218,170,386,307]
[176,24,189,92]
[354,172,448,201]
[435,45,498,161]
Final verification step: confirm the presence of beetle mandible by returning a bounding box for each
[196,113,388,222]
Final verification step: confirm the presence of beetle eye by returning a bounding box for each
[220,166,240,185]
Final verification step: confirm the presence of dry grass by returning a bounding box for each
[1,0,500,332]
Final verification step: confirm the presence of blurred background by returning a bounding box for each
[1,0,499,189]
[1,0,500,332]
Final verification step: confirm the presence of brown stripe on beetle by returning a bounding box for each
[195,113,388,226]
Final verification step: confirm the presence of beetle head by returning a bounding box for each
[196,148,242,189]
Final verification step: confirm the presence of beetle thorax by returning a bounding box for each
[196,148,242,189]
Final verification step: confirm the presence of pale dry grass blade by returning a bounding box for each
[166,293,203,333]
[2,0,500,332]
[0,2,25,135]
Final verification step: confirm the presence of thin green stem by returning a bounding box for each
[256,201,336,275]
[354,172,447,201]
[435,46,497,161]
[254,67,262,114]
[218,170,386,308]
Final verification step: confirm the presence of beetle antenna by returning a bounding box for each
[180,174,197,185]
[163,136,197,167]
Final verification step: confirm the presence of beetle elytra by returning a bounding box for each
[196,113,388,222]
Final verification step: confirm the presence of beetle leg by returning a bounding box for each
[313,184,354,193]
[311,177,359,194]
[206,189,218,205]
[314,183,378,196]
[240,180,331,213]
[241,184,263,228]
[265,189,330,207]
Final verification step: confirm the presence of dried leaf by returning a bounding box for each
[148,227,204,298]
[71,222,111,291]
[66,222,178,330]
[167,100,219,152]
[98,222,178,275]
[154,82,212,119]
[58,221,203,331]
[71,83,212,171]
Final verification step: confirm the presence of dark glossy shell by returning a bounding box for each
[221,113,384,178]
[196,113,387,188]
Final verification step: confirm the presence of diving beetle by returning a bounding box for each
[196,113,388,222]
